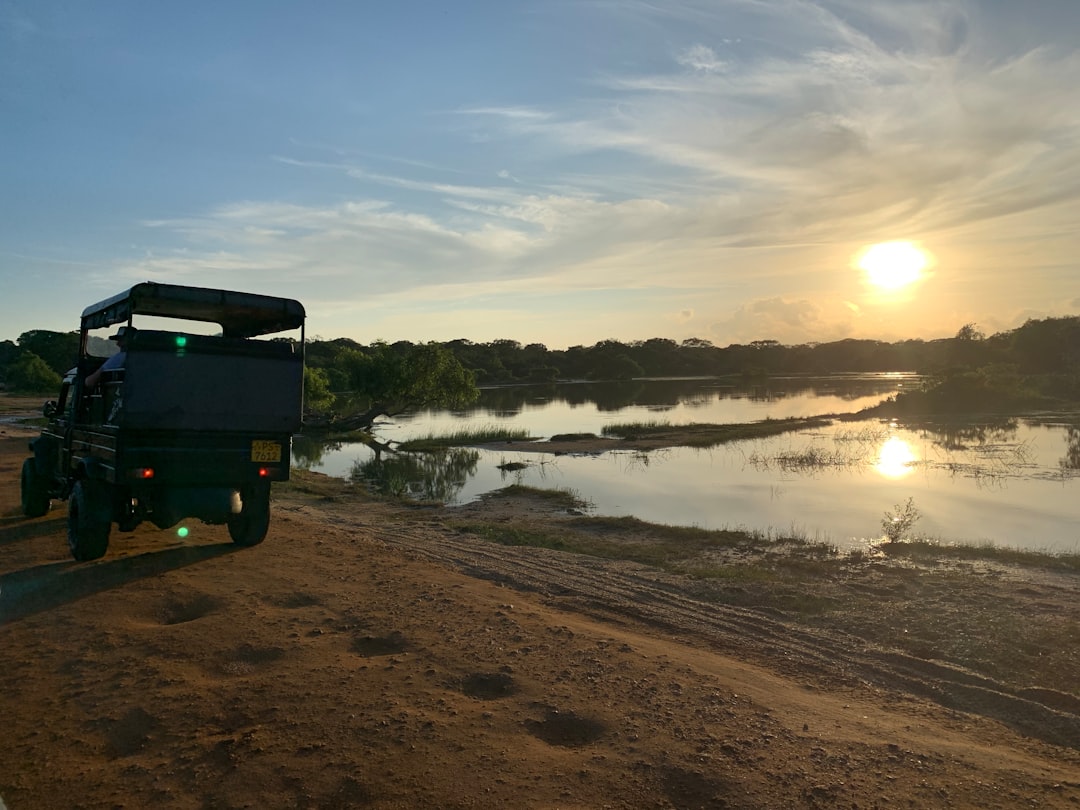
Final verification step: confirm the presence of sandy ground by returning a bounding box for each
[2,419,1080,809]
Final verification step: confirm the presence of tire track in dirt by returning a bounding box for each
[310,504,1080,751]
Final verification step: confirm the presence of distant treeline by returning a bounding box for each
[3,315,1079,395]
[304,316,1080,388]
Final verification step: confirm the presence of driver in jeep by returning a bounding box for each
[85,326,136,388]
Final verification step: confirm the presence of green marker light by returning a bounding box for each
[175,335,188,348]
[177,526,189,538]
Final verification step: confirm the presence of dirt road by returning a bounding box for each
[1,424,1078,808]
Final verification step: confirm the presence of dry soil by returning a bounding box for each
[1,419,1079,809]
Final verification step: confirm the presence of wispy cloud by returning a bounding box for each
[676,44,727,72]
[89,1,1080,345]
[476,3,1080,253]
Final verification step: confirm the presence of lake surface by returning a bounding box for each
[296,376,1080,555]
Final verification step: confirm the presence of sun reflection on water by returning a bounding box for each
[874,436,918,478]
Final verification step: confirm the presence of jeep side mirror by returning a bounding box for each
[43,401,57,418]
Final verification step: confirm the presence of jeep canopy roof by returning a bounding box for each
[81,282,306,339]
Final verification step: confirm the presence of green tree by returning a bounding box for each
[342,342,478,430]
[6,351,62,393]
[303,366,336,414]
[609,354,644,380]
[955,323,985,342]
[0,339,19,384]
[17,330,79,375]
[1010,317,1080,373]
[527,365,560,383]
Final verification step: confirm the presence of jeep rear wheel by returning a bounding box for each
[227,484,271,547]
[68,479,112,561]
[21,458,51,518]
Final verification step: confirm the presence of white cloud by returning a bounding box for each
[676,44,726,73]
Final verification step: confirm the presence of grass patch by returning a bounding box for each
[883,537,1080,572]
[678,563,779,583]
[600,419,668,438]
[483,484,590,510]
[746,445,860,472]
[496,460,529,472]
[600,416,832,448]
[275,468,368,501]
[399,425,535,451]
[567,514,751,546]
[549,432,603,442]
[450,522,581,552]
[452,504,841,583]
[449,520,717,569]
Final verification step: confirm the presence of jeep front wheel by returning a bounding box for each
[227,484,271,547]
[68,479,112,561]
[21,458,51,518]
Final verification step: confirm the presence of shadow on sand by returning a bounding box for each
[0,542,239,625]
[0,514,69,546]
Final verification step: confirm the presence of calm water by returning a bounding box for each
[296,376,1080,554]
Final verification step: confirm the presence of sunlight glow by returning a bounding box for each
[857,241,929,291]
[874,437,918,479]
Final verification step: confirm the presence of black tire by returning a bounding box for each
[227,485,271,547]
[68,479,112,561]
[21,458,51,518]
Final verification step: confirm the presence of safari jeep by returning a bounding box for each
[20,282,306,561]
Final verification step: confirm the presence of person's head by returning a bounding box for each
[109,325,137,348]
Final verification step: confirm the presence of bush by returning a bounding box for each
[6,351,62,393]
[303,366,336,413]
[881,497,920,543]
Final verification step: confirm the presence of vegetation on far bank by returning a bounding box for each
[5,315,1080,425]
[864,365,1080,419]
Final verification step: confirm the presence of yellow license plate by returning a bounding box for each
[250,440,282,463]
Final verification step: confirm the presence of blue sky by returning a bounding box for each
[3,0,1079,348]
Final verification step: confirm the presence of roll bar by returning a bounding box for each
[80,282,306,339]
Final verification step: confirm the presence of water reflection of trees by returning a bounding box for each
[1061,426,1080,472]
[350,447,480,502]
[917,420,1019,452]
[472,377,904,414]
[292,435,343,470]
[913,420,1037,486]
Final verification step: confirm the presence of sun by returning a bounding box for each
[856,241,930,291]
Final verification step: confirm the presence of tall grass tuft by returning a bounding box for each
[399,425,534,451]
